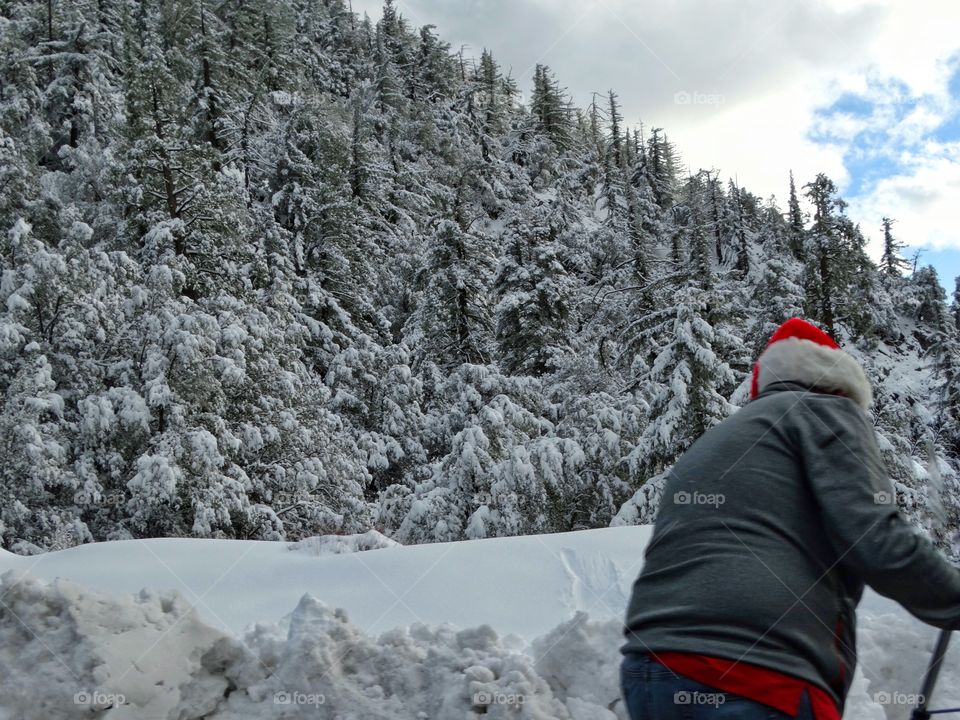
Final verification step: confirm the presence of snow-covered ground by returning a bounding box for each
[0,527,957,719]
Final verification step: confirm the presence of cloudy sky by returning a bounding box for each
[354,0,960,294]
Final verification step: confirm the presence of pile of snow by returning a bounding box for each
[0,573,233,719]
[287,529,400,556]
[1,527,959,719]
[0,573,619,719]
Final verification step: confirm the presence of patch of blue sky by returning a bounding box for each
[824,91,875,118]
[932,63,960,142]
[841,151,899,196]
[932,113,960,142]
[809,76,960,297]
[808,85,918,196]
[903,245,960,292]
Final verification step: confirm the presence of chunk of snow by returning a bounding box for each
[287,530,400,556]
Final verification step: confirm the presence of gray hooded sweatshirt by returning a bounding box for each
[622,379,960,711]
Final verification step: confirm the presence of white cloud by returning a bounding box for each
[849,146,960,258]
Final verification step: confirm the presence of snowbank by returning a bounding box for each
[0,527,649,639]
[1,527,958,719]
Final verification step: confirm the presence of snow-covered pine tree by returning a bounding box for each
[952,277,960,331]
[745,199,806,355]
[644,128,679,209]
[408,218,493,367]
[801,174,847,338]
[879,217,911,281]
[493,200,577,377]
[786,170,805,260]
[530,64,572,151]
[626,284,736,483]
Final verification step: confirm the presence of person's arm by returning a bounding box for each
[797,394,960,629]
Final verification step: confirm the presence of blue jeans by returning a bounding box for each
[619,652,816,720]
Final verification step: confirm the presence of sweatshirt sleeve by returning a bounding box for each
[797,394,960,630]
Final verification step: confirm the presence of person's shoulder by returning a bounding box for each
[792,390,870,431]
[749,387,865,422]
[794,390,862,411]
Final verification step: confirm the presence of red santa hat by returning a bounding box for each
[749,317,872,410]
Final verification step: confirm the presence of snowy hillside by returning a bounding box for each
[1,527,958,719]
[2,0,960,557]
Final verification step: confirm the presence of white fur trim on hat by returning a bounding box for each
[755,336,873,410]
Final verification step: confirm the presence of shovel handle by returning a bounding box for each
[912,629,953,720]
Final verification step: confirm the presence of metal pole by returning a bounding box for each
[912,629,953,720]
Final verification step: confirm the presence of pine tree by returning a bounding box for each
[912,265,950,342]
[911,267,960,459]
[624,170,658,295]
[842,219,882,338]
[686,174,714,289]
[598,102,627,230]
[494,202,576,377]
[384,364,560,542]
[607,89,623,170]
[953,277,960,331]
[477,49,503,122]
[411,25,455,102]
[879,217,910,280]
[530,64,571,149]
[0,350,77,551]
[747,200,805,355]
[786,170,805,259]
[728,180,753,275]
[704,171,727,264]
[937,336,960,459]
[626,284,736,482]
[645,128,678,209]
[802,174,845,338]
[410,219,493,367]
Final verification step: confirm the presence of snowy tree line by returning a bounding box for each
[1,0,958,553]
